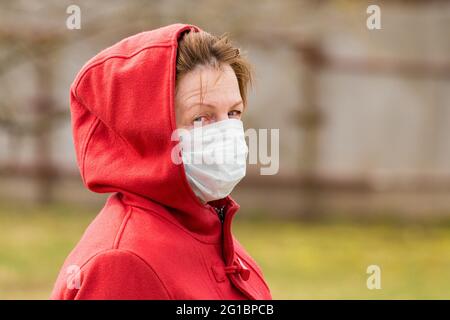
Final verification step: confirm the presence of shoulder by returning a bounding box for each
[51,195,191,299]
[51,197,172,299]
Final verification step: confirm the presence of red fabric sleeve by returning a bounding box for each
[72,250,171,300]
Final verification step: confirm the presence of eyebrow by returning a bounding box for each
[187,100,244,110]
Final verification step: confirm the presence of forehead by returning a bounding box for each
[176,64,241,106]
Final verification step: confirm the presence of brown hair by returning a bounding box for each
[176,31,253,107]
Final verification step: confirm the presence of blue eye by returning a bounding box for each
[193,116,207,124]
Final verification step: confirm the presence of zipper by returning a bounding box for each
[209,201,256,299]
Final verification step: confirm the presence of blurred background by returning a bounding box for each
[1,0,450,299]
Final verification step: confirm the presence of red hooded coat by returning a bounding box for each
[50,23,272,300]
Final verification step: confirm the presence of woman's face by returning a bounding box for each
[175,64,244,129]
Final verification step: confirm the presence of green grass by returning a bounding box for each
[234,217,450,299]
[1,201,450,299]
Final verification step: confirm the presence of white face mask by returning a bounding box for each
[179,119,248,203]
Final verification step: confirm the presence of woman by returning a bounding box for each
[51,23,272,300]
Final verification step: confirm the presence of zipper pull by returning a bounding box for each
[214,205,226,223]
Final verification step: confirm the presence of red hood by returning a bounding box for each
[70,23,239,242]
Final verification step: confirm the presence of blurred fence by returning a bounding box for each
[1,0,450,218]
